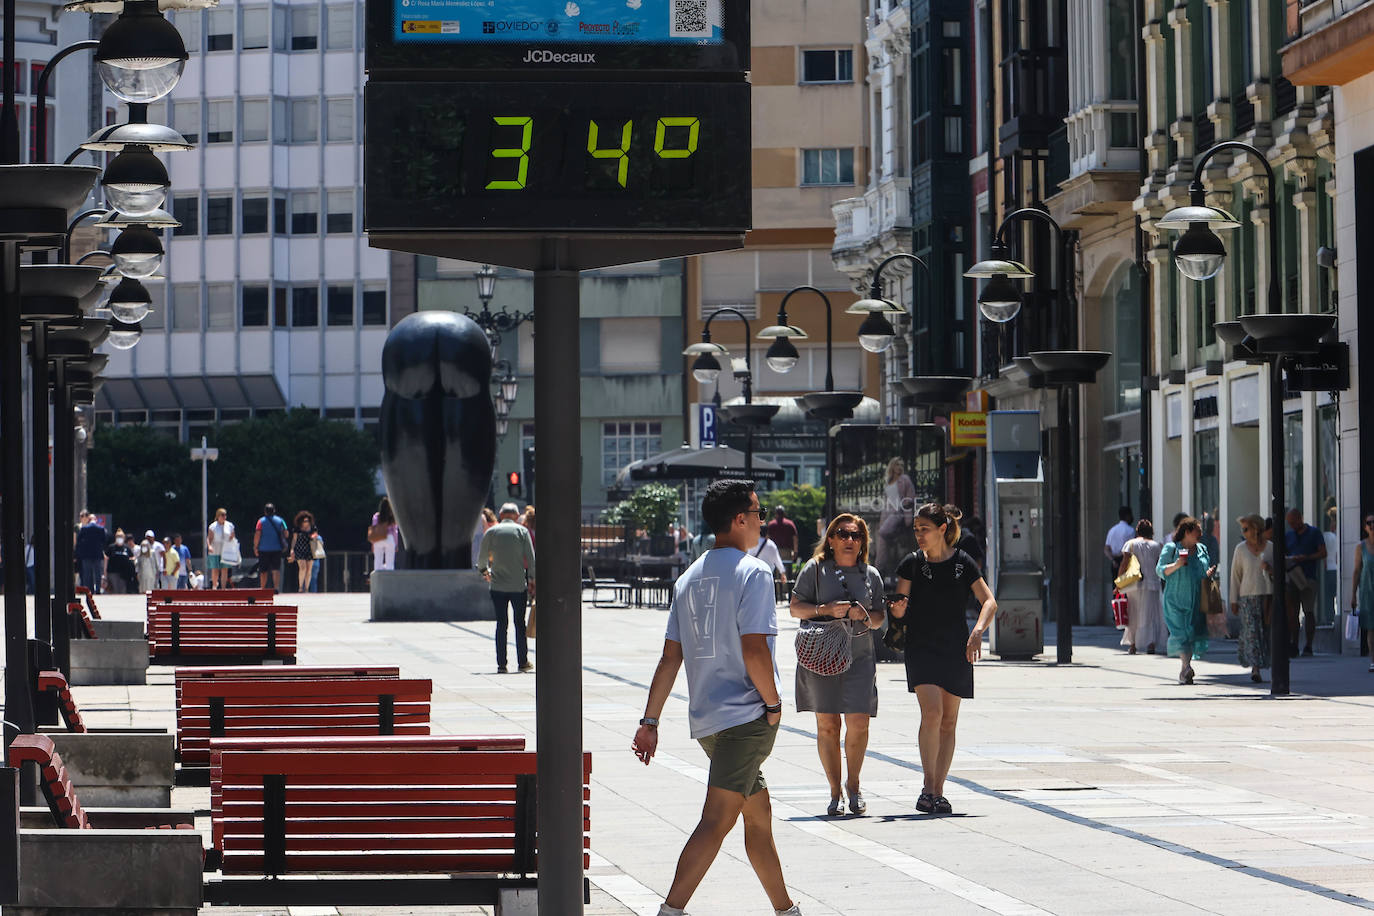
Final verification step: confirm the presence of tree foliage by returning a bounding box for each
[88,409,382,553]
[769,484,827,559]
[602,483,680,536]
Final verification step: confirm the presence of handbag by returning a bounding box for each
[1111,589,1130,629]
[1200,576,1223,615]
[526,598,537,640]
[882,605,906,651]
[1345,611,1360,642]
[311,536,326,560]
[1114,554,1142,590]
[220,537,241,567]
[368,523,389,543]
[795,619,859,677]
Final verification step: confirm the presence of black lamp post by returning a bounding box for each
[967,207,1110,665]
[684,306,784,475]
[462,263,533,350]
[1157,140,1337,697]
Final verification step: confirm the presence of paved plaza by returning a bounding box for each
[47,592,1374,915]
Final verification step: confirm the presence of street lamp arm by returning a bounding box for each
[992,206,1078,319]
[1192,141,1276,192]
[702,306,754,403]
[35,41,99,164]
[779,285,834,391]
[61,208,109,263]
[868,252,931,298]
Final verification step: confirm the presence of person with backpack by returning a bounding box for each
[253,503,289,591]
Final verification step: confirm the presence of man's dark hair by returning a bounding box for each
[774,506,785,518]
[1171,512,1187,528]
[701,479,756,536]
[264,503,276,516]
[1119,506,1133,523]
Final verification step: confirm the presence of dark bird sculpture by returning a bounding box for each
[379,311,496,569]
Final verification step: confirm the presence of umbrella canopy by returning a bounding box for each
[617,444,785,487]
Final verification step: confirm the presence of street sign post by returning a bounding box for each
[190,437,219,574]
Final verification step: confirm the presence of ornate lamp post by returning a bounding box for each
[1156,140,1336,696]
[966,207,1111,665]
[461,263,533,349]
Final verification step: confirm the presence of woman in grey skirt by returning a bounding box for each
[790,513,886,817]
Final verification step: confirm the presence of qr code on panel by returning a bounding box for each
[670,0,710,37]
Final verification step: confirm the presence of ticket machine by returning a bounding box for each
[985,411,1045,659]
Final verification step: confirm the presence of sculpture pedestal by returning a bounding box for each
[369,569,493,622]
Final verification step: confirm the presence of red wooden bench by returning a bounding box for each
[148,603,298,665]
[148,587,275,605]
[37,670,86,733]
[174,666,402,760]
[67,600,98,639]
[74,585,102,618]
[177,677,432,767]
[206,735,526,860]
[204,747,590,907]
[8,734,193,831]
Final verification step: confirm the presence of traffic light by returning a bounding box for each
[506,471,522,498]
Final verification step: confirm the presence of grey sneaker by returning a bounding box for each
[776,906,803,916]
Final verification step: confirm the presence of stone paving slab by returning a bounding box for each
[9,592,1374,914]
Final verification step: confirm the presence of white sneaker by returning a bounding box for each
[776,906,803,916]
[657,906,686,916]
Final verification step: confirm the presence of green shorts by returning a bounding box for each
[697,714,778,798]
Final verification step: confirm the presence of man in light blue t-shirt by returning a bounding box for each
[632,479,801,916]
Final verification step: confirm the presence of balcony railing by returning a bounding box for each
[831,176,913,251]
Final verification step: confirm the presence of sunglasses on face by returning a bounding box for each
[832,529,863,542]
[1366,519,1374,527]
[747,508,767,521]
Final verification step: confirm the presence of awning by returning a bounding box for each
[616,444,786,487]
[91,375,285,413]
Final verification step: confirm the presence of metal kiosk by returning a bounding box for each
[985,410,1045,659]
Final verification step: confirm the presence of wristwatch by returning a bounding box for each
[639,717,659,727]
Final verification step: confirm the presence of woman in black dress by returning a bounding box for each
[889,503,997,815]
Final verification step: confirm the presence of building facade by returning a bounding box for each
[95,0,401,439]
[686,0,880,493]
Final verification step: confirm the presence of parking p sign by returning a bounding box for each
[699,404,717,447]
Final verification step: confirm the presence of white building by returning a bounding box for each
[10,0,97,166]
[95,0,398,438]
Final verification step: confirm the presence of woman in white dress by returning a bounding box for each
[1118,519,1166,654]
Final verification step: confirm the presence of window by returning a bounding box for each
[325,98,353,142]
[174,10,200,53]
[207,8,234,51]
[206,283,235,329]
[361,285,387,325]
[241,195,269,233]
[173,100,199,144]
[599,318,661,372]
[273,286,288,326]
[326,4,354,49]
[291,286,319,326]
[326,190,352,233]
[800,49,853,83]
[290,191,318,234]
[242,285,270,326]
[291,6,319,50]
[601,421,661,487]
[242,7,270,49]
[172,283,200,330]
[142,283,166,329]
[206,195,233,235]
[10,60,27,95]
[206,100,233,143]
[801,148,854,186]
[241,99,268,141]
[274,195,287,235]
[942,47,962,105]
[326,285,353,326]
[172,194,198,236]
[943,116,962,154]
[290,98,318,143]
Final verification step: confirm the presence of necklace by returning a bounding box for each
[829,561,873,634]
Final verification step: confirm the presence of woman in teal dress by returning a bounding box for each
[1351,514,1374,672]
[1157,516,1216,684]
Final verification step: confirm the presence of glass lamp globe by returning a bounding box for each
[1173,223,1227,281]
[692,352,722,384]
[110,225,164,278]
[101,147,169,217]
[95,3,188,103]
[765,337,799,373]
[106,319,143,350]
[857,312,897,353]
[977,275,1023,323]
[107,277,152,323]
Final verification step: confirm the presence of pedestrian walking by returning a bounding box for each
[631,479,801,916]
[752,530,789,600]
[103,530,136,594]
[789,513,884,817]
[136,531,160,593]
[1351,513,1374,672]
[369,497,399,572]
[74,510,108,594]
[1117,519,1166,654]
[1104,506,1134,571]
[889,503,997,816]
[206,508,236,590]
[1324,506,1341,630]
[766,506,798,563]
[252,503,288,591]
[478,502,536,674]
[1285,508,1326,657]
[1156,516,1216,684]
[161,536,180,588]
[1230,514,1272,683]
[1162,512,1189,544]
[470,507,497,570]
[174,534,191,589]
[520,504,536,550]
[285,511,319,593]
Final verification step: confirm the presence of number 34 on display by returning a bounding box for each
[484,116,701,190]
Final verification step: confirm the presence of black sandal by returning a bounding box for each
[933,796,953,815]
[916,791,935,813]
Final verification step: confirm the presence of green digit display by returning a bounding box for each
[588,120,633,188]
[485,116,533,190]
[654,117,700,159]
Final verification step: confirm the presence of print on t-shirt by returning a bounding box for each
[683,577,720,659]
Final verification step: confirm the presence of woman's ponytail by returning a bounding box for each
[942,504,963,548]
